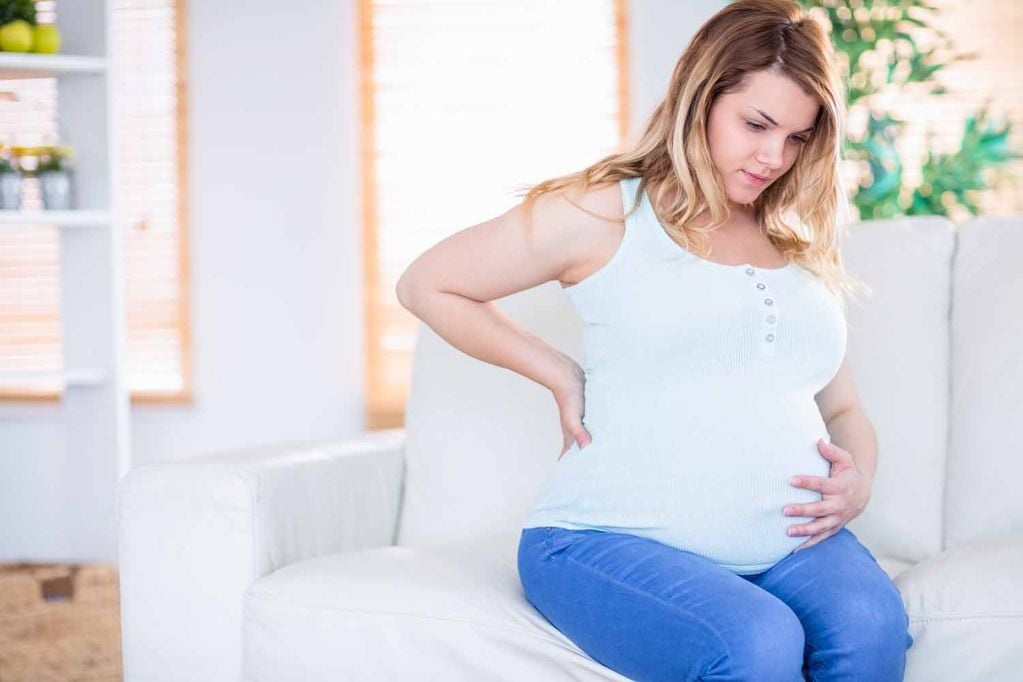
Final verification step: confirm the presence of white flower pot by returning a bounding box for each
[0,172,21,209]
[38,170,73,210]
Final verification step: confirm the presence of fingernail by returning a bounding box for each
[790,477,800,485]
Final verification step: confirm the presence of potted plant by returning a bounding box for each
[34,144,75,210]
[0,142,21,209]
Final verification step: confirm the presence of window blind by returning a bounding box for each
[0,0,190,402]
[0,2,60,397]
[111,0,190,400]
[361,0,630,429]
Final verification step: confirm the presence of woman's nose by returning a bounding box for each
[755,139,787,171]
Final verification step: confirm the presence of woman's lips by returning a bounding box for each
[742,170,768,185]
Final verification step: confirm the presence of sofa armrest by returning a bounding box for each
[117,428,406,682]
[895,531,1023,681]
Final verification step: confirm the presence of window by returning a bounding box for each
[360,0,630,429]
[113,0,191,400]
[0,0,190,402]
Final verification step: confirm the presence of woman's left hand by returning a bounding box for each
[783,438,872,553]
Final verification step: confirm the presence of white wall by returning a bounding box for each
[130,0,365,466]
[0,0,724,563]
[627,0,726,141]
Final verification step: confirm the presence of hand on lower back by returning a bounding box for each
[551,362,592,459]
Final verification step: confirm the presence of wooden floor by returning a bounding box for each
[0,563,122,681]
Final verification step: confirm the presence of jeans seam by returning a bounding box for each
[910,612,1023,623]
[556,548,735,672]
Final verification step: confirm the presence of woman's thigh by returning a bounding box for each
[517,526,806,682]
[748,527,914,681]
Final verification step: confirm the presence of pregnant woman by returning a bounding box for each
[396,1,913,679]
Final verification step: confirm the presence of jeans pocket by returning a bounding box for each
[544,526,590,561]
[519,527,548,556]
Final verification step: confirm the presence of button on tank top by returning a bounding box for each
[522,176,848,575]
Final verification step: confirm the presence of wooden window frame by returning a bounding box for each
[358,0,631,430]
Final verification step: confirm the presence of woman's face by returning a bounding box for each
[706,69,820,211]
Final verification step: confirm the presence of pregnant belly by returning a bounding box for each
[582,407,832,571]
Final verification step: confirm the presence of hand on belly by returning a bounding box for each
[782,438,872,553]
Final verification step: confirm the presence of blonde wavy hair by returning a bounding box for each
[517,0,869,310]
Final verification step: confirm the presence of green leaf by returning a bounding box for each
[796,0,1022,219]
[901,16,928,29]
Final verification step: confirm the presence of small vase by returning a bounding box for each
[0,172,22,209]
[39,170,73,210]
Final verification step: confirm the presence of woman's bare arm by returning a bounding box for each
[395,183,621,396]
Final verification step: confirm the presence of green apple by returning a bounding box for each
[0,20,34,53]
[32,24,60,54]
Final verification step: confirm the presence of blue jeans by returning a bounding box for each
[518,525,913,681]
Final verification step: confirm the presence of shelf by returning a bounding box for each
[0,368,109,389]
[0,52,106,79]
[0,209,112,227]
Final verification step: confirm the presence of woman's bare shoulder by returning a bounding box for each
[395,178,629,307]
[554,180,627,288]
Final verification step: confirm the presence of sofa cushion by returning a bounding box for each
[840,216,955,563]
[876,555,915,580]
[243,531,631,680]
[244,530,918,680]
[945,216,1023,550]
[895,531,1023,680]
[244,529,927,679]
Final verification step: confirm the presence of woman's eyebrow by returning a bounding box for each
[748,106,815,133]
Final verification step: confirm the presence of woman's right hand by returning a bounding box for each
[551,361,592,459]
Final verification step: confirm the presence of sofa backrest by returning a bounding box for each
[944,215,1023,551]
[396,216,956,564]
[395,283,582,548]
[839,216,954,563]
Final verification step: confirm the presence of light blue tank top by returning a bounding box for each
[522,176,848,575]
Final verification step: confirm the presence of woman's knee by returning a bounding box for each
[844,579,910,644]
[822,583,914,675]
[695,598,805,682]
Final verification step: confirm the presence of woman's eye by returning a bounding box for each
[745,120,809,144]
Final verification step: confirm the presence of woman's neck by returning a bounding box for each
[645,177,760,234]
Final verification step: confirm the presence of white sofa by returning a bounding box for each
[118,215,1023,681]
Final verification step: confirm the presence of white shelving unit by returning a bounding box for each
[0,1,129,563]
[0,209,112,225]
[0,52,106,78]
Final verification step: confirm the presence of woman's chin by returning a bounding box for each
[726,188,760,206]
